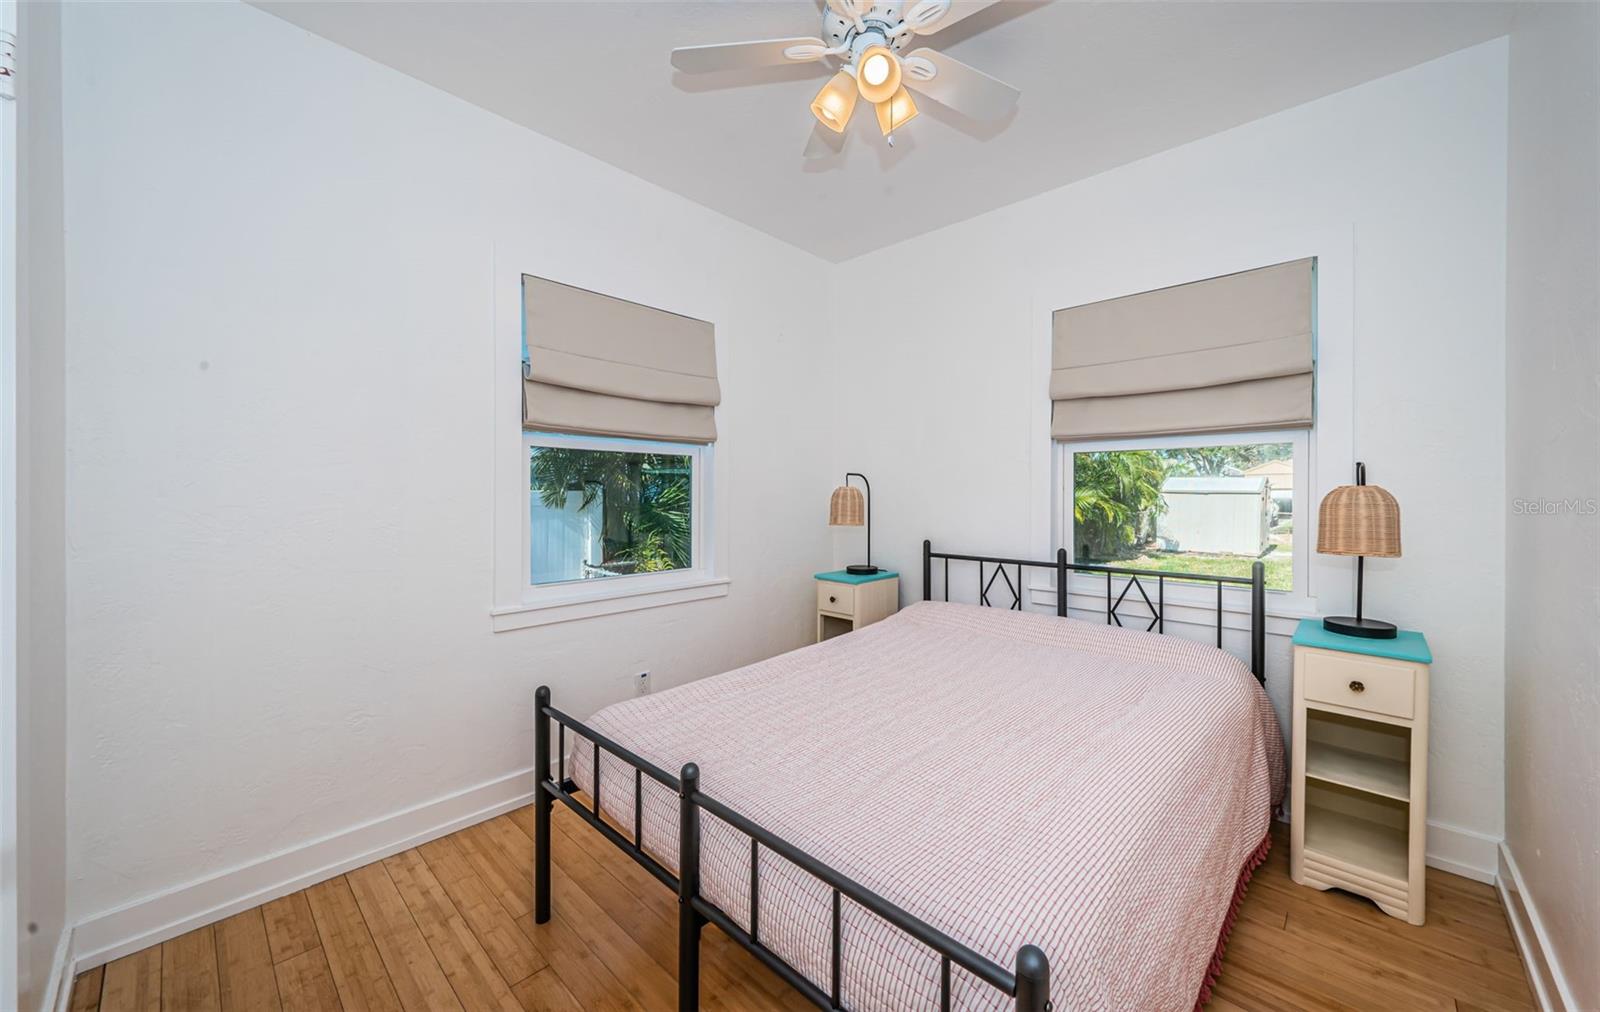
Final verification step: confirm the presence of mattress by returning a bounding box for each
[566,600,1285,1011]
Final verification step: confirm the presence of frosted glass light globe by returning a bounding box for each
[854,45,902,104]
[862,52,891,86]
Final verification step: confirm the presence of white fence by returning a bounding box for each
[530,489,604,584]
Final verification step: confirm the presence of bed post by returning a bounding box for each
[678,763,703,1011]
[923,539,932,601]
[1055,548,1068,618]
[1015,945,1051,1011]
[533,685,552,924]
[1250,561,1266,684]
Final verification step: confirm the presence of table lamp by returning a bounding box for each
[828,472,878,575]
[1316,461,1401,639]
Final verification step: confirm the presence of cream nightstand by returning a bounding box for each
[1290,619,1432,925]
[814,570,899,643]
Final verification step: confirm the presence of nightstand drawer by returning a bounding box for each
[1302,650,1415,720]
[817,581,855,617]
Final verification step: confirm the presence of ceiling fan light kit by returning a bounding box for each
[812,70,860,133]
[670,0,1018,156]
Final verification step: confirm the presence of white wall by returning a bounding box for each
[58,0,833,953]
[14,0,69,1006]
[1503,3,1599,1009]
[828,42,1510,867]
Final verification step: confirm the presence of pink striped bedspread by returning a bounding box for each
[568,600,1285,1011]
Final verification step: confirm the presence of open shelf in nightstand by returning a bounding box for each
[1304,709,1412,802]
[817,613,852,642]
[1302,802,1410,884]
[1306,742,1410,801]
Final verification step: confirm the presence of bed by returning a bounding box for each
[534,544,1286,1012]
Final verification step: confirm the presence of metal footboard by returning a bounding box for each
[533,685,1052,1012]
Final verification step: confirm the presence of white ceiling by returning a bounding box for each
[253,1,1516,261]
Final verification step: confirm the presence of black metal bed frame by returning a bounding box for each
[922,541,1266,683]
[532,542,1269,1012]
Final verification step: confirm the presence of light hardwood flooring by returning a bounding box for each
[69,809,1534,1012]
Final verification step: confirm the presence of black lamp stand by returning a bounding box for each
[843,472,878,575]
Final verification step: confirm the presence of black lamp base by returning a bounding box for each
[845,564,880,576]
[1323,615,1398,639]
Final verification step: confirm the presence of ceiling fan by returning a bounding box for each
[670,0,1019,154]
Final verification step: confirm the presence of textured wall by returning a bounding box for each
[60,1,833,924]
[1504,3,1600,1007]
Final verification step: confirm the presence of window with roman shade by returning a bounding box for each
[1051,258,1315,441]
[522,275,720,443]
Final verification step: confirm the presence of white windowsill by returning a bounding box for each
[492,573,731,631]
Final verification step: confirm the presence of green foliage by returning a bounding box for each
[1072,450,1168,560]
[1159,442,1290,476]
[625,478,690,571]
[619,530,676,572]
[530,447,692,572]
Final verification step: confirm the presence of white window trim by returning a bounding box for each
[490,242,730,631]
[1023,224,1359,628]
[1054,428,1315,616]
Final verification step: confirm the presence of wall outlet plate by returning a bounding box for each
[636,670,651,695]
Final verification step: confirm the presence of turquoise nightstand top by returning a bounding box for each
[1293,618,1432,664]
[814,569,899,585]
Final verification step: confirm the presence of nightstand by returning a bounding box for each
[1290,618,1432,925]
[814,570,899,643]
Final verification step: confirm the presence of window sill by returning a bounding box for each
[492,573,730,631]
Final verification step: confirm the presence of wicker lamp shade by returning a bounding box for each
[1316,483,1401,558]
[828,485,865,526]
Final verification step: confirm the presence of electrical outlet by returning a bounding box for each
[636,670,651,695]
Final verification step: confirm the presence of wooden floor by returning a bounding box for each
[69,808,1534,1012]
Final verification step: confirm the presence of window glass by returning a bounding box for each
[529,444,693,584]
[1072,442,1294,591]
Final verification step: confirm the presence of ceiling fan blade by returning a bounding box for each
[826,0,872,26]
[902,49,1019,120]
[902,0,1001,35]
[671,37,830,74]
[803,121,848,159]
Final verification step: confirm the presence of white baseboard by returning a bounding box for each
[70,766,535,974]
[1425,819,1500,883]
[1498,844,1579,1012]
[41,925,75,1012]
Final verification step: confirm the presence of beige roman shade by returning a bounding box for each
[1051,258,1314,441]
[523,276,720,443]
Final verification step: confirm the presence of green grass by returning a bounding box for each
[1084,526,1294,592]
[1108,549,1292,591]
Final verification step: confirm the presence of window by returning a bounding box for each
[1064,432,1306,593]
[493,263,727,630]
[526,433,705,587]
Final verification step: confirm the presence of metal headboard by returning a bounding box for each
[922,540,1267,683]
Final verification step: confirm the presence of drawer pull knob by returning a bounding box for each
[829,596,837,604]
[1349,680,1365,694]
